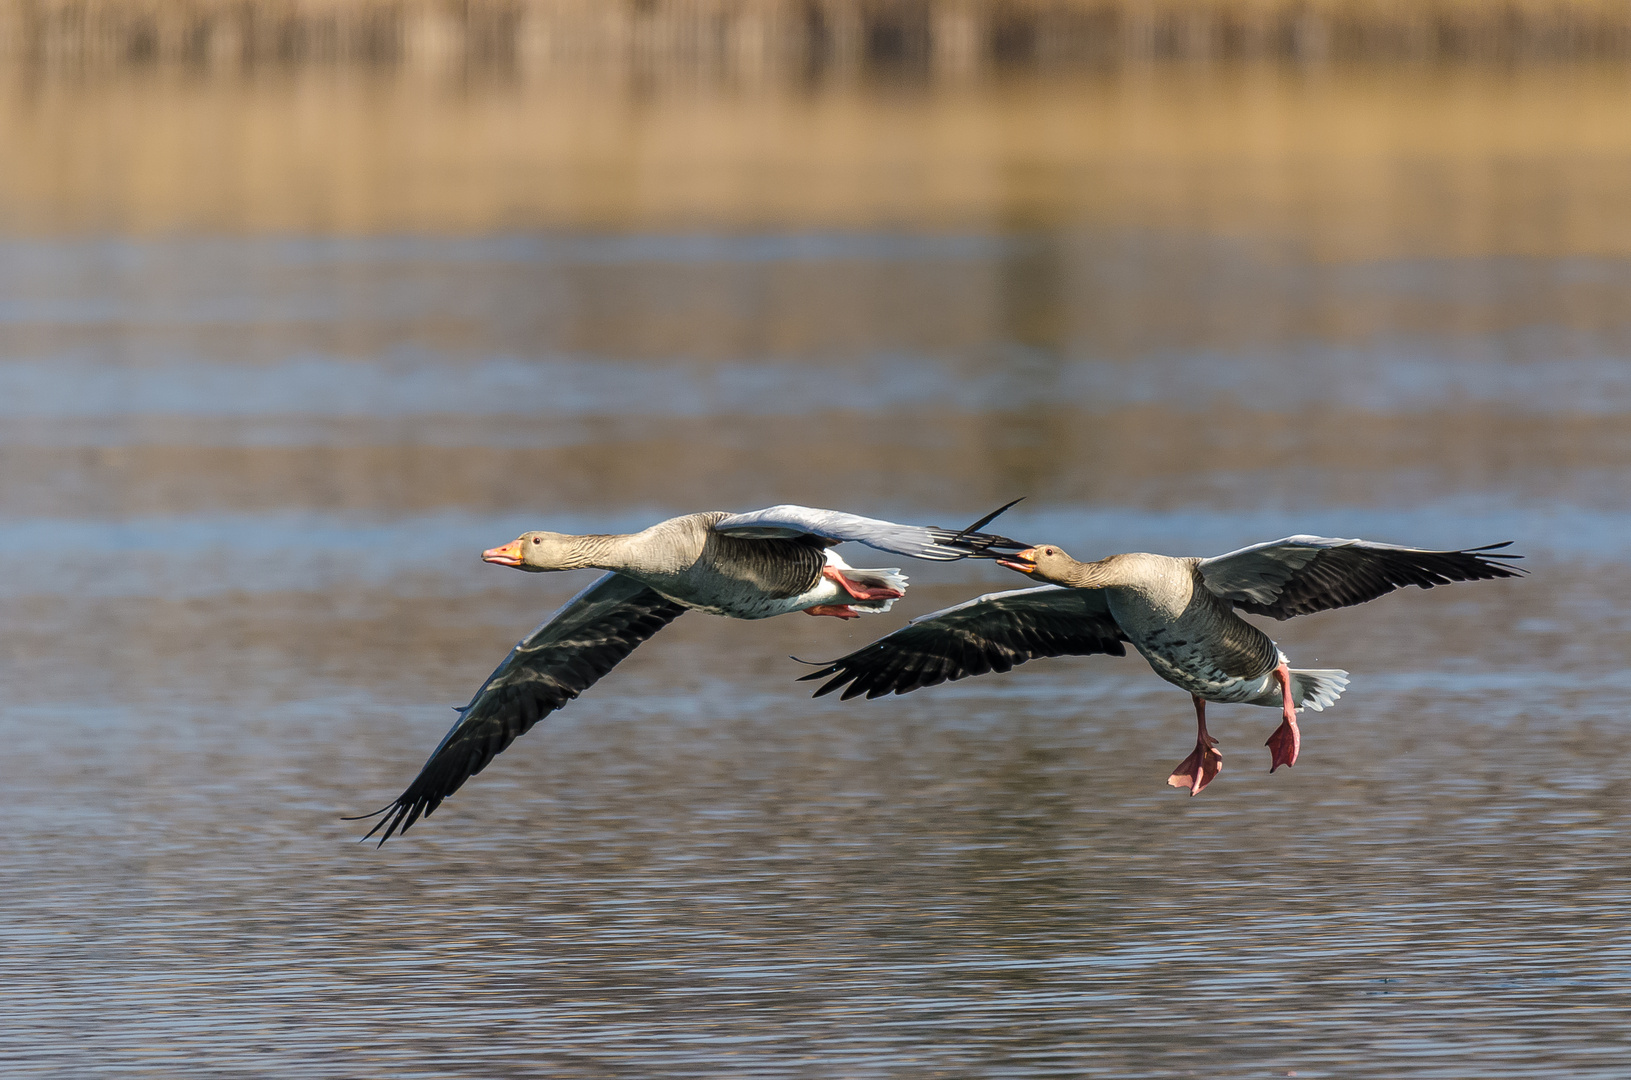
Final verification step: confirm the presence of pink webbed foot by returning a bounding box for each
[821,565,905,602]
[1167,694,1222,796]
[1167,738,1223,796]
[1265,716,1300,771]
[804,604,861,619]
[1265,661,1300,772]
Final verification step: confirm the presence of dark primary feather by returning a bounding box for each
[800,585,1129,700]
[356,573,687,844]
[953,497,1025,539]
[1199,537,1525,621]
[712,503,1029,561]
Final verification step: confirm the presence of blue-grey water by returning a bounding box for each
[2,225,1629,1078]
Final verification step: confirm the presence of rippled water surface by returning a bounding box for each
[4,62,1631,1079]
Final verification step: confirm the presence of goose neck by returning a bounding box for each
[1061,558,1121,590]
[569,533,634,571]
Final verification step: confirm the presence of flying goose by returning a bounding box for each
[799,535,1524,794]
[354,503,1026,841]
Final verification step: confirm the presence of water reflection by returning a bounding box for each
[3,44,1630,1080]
[4,64,1631,253]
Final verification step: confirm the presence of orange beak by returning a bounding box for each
[996,547,1037,574]
[482,538,525,567]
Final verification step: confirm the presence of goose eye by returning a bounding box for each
[532,537,542,544]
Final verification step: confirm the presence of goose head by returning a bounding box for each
[482,531,590,572]
[996,544,1076,582]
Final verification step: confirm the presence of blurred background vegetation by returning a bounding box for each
[10,0,1631,66]
[0,0,1627,258]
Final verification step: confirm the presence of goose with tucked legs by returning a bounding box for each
[354,502,1027,842]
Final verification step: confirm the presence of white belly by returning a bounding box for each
[664,576,847,619]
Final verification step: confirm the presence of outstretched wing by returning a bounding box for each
[800,585,1128,699]
[1198,535,1525,621]
[356,573,687,843]
[713,501,1027,561]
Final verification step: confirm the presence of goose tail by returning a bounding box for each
[822,549,908,612]
[846,567,908,612]
[1291,668,1350,712]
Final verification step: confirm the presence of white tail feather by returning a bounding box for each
[821,551,907,613]
[1291,669,1350,712]
[846,566,908,591]
[847,567,907,613]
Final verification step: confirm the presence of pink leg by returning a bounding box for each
[804,604,861,620]
[1264,662,1300,772]
[822,565,905,601]
[1167,695,1223,796]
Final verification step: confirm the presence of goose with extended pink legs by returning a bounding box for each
[801,534,1524,794]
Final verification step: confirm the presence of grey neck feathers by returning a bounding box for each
[1060,559,1119,590]
[567,534,634,571]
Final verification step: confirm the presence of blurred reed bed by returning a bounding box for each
[3,0,1630,251]
[6,0,1631,69]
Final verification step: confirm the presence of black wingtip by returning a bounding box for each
[342,795,422,846]
[940,499,1031,557]
[1463,542,1527,576]
[366,802,423,847]
[802,669,849,695]
[955,497,1025,539]
[341,802,394,823]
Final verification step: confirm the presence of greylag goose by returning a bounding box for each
[355,503,1026,841]
[799,535,1524,794]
